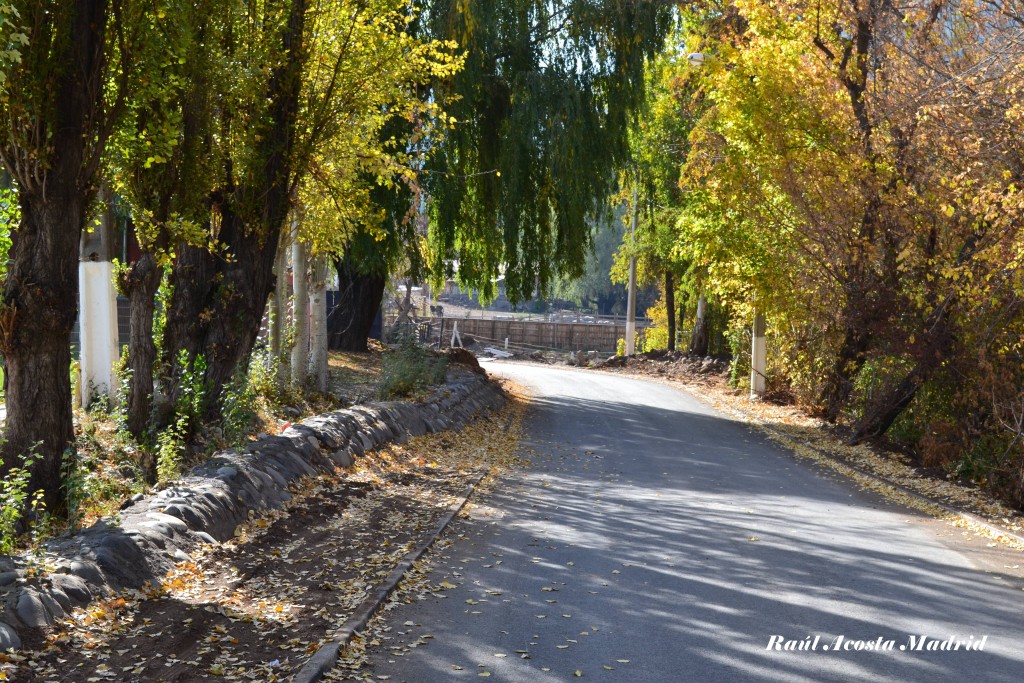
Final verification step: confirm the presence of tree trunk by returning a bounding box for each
[850,270,971,443]
[850,364,926,445]
[308,256,329,392]
[819,318,872,422]
[162,211,283,418]
[290,233,309,387]
[665,271,676,352]
[123,251,162,450]
[328,255,386,352]
[0,0,111,516]
[690,294,708,357]
[0,199,84,516]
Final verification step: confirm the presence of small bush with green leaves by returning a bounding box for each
[0,447,43,554]
[221,345,281,445]
[378,340,448,399]
[155,351,208,484]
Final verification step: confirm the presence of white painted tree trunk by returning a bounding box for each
[290,231,310,388]
[271,236,291,386]
[308,256,330,393]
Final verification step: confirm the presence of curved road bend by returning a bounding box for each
[358,363,1024,682]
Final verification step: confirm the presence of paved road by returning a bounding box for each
[359,364,1024,682]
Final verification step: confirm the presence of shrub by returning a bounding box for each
[0,447,43,554]
[155,351,207,484]
[378,340,448,399]
[221,345,283,445]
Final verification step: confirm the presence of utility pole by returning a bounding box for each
[625,185,638,356]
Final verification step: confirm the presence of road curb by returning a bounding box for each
[292,469,488,683]
[684,377,1024,547]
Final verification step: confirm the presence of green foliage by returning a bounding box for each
[725,327,749,389]
[297,0,461,267]
[552,208,637,315]
[642,298,669,352]
[220,346,280,446]
[156,351,207,483]
[378,340,448,399]
[0,4,27,85]
[156,417,188,485]
[0,446,41,554]
[0,182,17,283]
[151,263,173,363]
[60,447,87,530]
[424,0,675,303]
[616,338,626,357]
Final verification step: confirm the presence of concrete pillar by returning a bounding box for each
[78,261,119,407]
[78,183,119,408]
[751,309,766,398]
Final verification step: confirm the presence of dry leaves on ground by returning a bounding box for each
[6,386,527,683]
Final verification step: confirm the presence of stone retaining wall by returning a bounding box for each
[0,371,506,651]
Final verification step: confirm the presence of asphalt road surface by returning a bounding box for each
[359,363,1024,682]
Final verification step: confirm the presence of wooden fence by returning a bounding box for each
[435,316,646,353]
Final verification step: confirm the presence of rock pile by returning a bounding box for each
[594,350,730,376]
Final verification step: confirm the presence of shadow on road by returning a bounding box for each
[377,386,1024,682]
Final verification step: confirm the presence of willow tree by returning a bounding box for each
[0,1,135,515]
[329,0,674,350]
[423,0,674,304]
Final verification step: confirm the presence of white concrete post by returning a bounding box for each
[78,261,119,407]
[625,186,638,355]
[751,309,767,398]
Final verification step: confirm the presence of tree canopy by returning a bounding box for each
[632,0,1024,501]
[423,0,675,303]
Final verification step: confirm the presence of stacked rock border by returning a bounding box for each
[0,371,506,651]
